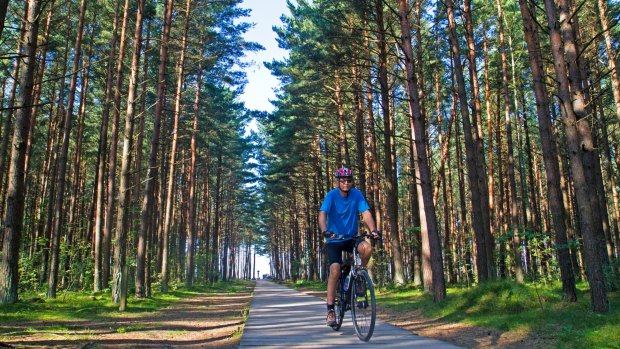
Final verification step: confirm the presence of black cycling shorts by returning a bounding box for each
[326,239,355,265]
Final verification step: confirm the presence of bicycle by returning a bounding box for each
[330,232,379,342]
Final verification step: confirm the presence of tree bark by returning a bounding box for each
[445,0,489,282]
[397,0,445,300]
[352,60,366,195]
[560,0,608,267]
[594,61,620,258]
[496,0,524,283]
[543,0,608,312]
[186,44,203,288]
[375,0,405,285]
[103,0,131,291]
[334,71,350,167]
[482,28,496,247]
[463,1,494,276]
[0,1,29,230]
[597,0,620,126]
[94,0,121,292]
[47,0,87,298]
[134,19,151,299]
[112,0,145,310]
[161,0,191,292]
[139,0,174,291]
[0,0,41,305]
[210,151,223,282]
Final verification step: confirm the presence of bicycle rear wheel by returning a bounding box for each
[331,280,345,331]
[350,269,376,341]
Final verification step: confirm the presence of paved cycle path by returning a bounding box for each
[240,280,462,348]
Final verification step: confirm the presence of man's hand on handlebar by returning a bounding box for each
[371,230,382,240]
[322,230,335,238]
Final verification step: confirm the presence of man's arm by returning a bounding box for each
[319,211,328,234]
[361,210,377,232]
[361,210,380,239]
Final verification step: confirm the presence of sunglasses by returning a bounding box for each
[338,178,353,184]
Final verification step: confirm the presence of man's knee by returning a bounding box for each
[358,241,372,257]
[329,263,341,277]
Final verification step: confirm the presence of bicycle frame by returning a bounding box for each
[331,233,377,341]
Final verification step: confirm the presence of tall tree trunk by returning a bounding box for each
[210,151,223,282]
[201,153,211,284]
[186,45,203,288]
[67,11,95,252]
[463,0,494,276]
[47,0,87,298]
[37,74,59,287]
[134,19,151,299]
[482,28,496,248]
[364,32,382,266]
[397,0,446,301]
[543,0,608,312]
[94,0,121,292]
[496,0,524,282]
[445,0,489,282]
[0,1,29,230]
[0,0,41,305]
[560,0,608,267]
[334,71,350,167]
[161,0,191,292]
[103,0,131,290]
[594,61,620,258]
[112,0,145,310]
[352,60,366,195]
[597,0,620,126]
[375,0,405,285]
[139,0,174,291]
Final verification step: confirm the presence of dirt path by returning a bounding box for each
[1,289,253,349]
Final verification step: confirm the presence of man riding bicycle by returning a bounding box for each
[318,166,380,327]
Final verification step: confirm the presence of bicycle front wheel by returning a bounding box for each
[350,269,376,341]
[331,281,345,331]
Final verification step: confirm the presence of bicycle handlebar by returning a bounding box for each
[325,231,382,241]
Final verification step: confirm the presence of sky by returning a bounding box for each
[238,0,291,277]
[239,0,290,113]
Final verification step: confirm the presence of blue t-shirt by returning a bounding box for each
[320,188,370,244]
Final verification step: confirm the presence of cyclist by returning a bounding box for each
[318,166,380,327]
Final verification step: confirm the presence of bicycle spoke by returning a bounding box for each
[331,279,345,331]
[351,270,376,341]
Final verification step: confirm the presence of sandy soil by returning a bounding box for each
[0,290,253,349]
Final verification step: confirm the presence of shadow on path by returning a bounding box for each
[240,280,463,348]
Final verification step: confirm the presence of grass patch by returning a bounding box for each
[282,279,325,292]
[377,280,619,349]
[284,277,619,348]
[0,279,253,324]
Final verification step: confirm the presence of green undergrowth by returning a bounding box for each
[0,279,253,324]
[285,278,619,348]
[381,281,619,349]
[282,279,325,291]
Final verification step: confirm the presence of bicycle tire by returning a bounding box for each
[350,269,376,341]
[331,279,345,331]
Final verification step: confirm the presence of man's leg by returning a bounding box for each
[357,241,372,267]
[327,262,341,304]
[326,262,340,325]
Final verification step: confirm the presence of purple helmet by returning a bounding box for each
[334,167,353,178]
